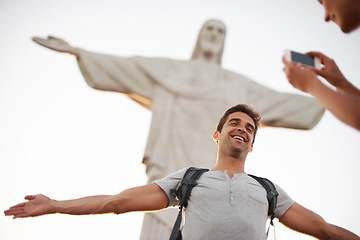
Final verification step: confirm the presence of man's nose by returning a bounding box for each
[237,126,245,132]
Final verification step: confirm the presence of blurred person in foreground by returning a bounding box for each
[282,0,360,131]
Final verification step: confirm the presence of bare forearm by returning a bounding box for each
[50,184,168,216]
[335,79,360,97]
[308,80,360,130]
[280,203,359,240]
[324,224,360,240]
[51,195,121,215]
[5,184,168,219]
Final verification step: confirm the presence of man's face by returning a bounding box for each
[214,112,255,154]
[318,0,360,33]
[199,20,226,55]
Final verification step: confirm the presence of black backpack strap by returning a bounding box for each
[248,174,279,238]
[169,167,209,240]
[248,174,278,219]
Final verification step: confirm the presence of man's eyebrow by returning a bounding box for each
[228,118,240,123]
[228,118,255,130]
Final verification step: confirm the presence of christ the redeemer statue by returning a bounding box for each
[32,19,324,240]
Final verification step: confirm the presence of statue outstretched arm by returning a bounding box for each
[32,36,79,56]
[240,77,325,130]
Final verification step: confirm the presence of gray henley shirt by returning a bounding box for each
[155,168,295,240]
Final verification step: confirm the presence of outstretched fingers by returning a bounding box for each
[4,203,26,218]
[4,194,43,218]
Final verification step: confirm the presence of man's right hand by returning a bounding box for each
[32,36,78,55]
[4,194,53,219]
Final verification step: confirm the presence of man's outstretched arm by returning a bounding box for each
[280,203,360,240]
[4,183,168,219]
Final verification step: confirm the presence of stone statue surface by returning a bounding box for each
[32,19,324,240]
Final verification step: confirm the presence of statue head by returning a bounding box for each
[191,19,226,65]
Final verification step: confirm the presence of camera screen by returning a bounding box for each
[291,51,315,67]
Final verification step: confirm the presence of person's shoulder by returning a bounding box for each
[156,168,189,182]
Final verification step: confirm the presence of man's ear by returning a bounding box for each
[249,144,254,153]
[212,131,219,142]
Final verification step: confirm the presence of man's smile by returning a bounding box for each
[231,133,247,142]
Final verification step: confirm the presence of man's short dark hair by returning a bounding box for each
[216,104,261,143]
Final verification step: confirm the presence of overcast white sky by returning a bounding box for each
[1,0,359,239]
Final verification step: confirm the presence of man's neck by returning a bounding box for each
[211,153,246,178]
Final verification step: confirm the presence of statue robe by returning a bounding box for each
[76,49,324,239]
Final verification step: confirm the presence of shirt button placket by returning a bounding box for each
[230,179,235,206]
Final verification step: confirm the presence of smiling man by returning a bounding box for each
[5,104,359,240]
